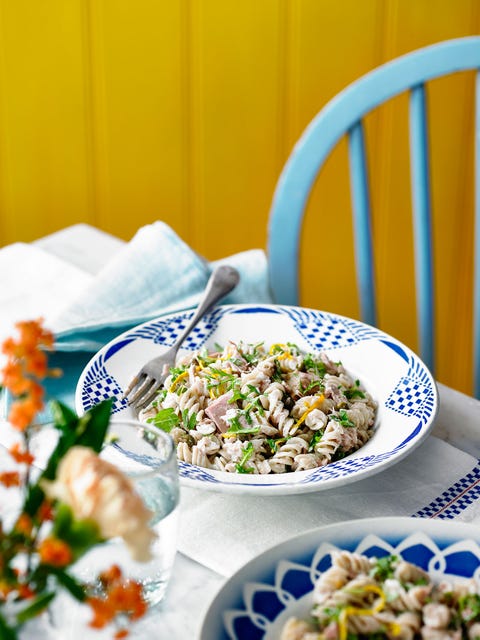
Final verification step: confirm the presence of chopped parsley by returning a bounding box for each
[369,555,398,581]
[181,409,197,430]
[148,407,180,432]
[344,379,366,400]
[235,442,255,473]
[331,410,355,428]
[459,593,480,622]
[224,416,261,436]
[308,430,323,452]
[303,353,327,379]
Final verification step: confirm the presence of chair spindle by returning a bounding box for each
[409,83,435,372]
[348,120,377,327]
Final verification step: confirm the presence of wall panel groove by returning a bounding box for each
[0,1,476,393]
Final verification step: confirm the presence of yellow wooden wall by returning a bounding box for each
[0,0,478,395]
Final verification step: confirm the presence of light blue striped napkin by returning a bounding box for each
[50,221,274,352]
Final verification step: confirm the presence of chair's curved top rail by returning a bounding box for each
[269,36,480,225]
[268,36,480,302]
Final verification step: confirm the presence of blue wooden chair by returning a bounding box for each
[267,36,480,397]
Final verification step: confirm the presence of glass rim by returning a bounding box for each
[107,417,176,472]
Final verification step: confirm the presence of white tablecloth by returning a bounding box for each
[0,224,479,640]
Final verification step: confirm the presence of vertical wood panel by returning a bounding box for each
[294,0,384,321]
[0,0,91,245]
[0,0,477,394]
[86,0,186,241]
[190,0,282,259]
[378,0,479,393]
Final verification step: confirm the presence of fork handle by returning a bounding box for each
[165,264,240,358]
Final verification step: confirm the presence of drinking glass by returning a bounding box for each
[70,418,179,607]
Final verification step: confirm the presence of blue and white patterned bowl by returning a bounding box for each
[75,304,438,495]
[200,517,480,640]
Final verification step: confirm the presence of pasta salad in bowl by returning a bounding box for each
[199,517,480,639]
[75,304,438,495]
[139,341,378,475]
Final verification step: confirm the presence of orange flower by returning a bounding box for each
[15,513,32,536]
[17,584,35,599]
[87,572,147,630]
[1,360,29,395]
[87,596,114,629]
[38,500,54,522]
[15,319,54,354]
[38,537,73,567]
[99,564,122,587]
[8,399,39,431]
[25,379,45,410]
[114,629,129,639]
[9,443,35,466]
[110,581,146,621]
[24,349,48,379]
[0,471,21,487]
[1,319,57,432]
[1,337,18,358]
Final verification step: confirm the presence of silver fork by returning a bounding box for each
[123,264,240,413]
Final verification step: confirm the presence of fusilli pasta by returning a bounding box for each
[280,550,480,639]
[140,341,377,474]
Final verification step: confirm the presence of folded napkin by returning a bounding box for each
[0,221,274,419]
[0,242,93,347]
[50,221,274,351]
[0,221,273,354]
[178,434,480,577]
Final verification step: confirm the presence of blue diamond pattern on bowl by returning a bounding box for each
[124,307,227,352]
[81,355,127,414]
[178,461,220,483]
[387,377,432,418]
[285,307,382,351]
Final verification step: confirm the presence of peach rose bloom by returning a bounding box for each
[43,446,156,562]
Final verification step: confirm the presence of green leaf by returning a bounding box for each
[53,504,102,558]
[52,502,74,538]
[42,398,114,481]
[50,569,86,602]
[50,400,78,431]
[149,407,180,433]
[239,442,254,465]
[303,354,327,379]
[266,438,278,453]
[15,592,56,624]
[344,380,366,400]
[23,484,46,519]
[75,398,114,452]
[0,612,17,640]
[229,388,245,404]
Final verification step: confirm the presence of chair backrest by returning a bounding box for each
[267,36,480,397]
